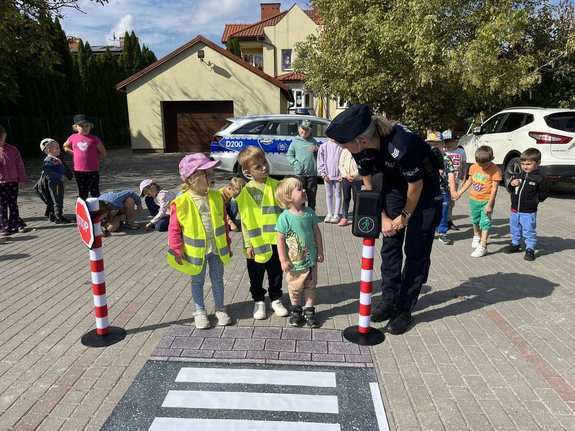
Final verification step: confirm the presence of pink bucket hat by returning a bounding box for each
[179,153,220,181]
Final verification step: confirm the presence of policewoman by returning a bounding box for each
[326,104,441,334]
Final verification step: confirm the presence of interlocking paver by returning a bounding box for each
[3,149,575,430]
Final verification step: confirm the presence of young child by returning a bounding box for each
[426,131,457,245]
[0,124,28,236]
[218,176,246,231]
[139,179,177,232]
[167,153,232,329]
[338,148,362,226]
[98,190,142,234]
[443,131,467,230]
[286,120,319,210]
[236,146,289,320]
[503,148,549,261]
[39,138,73,224]
[63,114,106,200]
[317,139,343,223]
[275,177,324,327]
[455,145,502,257]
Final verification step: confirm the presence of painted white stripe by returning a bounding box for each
[370,382,390,431]
[362,246,375,259]
[91,271,105,285]
[358,315,371,328]
[176,368,336,387]
[95,316,109,329]
[359,292,372,306]
[93,294,107,307]
[148,417,341,431]
[162,391,338,414]
[86,198,100,212]
[360,269,373,283]
[93,223,102,236]
[89,248,103,261]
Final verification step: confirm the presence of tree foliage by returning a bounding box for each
[296,0,575,130]
[0,3,156,154]
[226,37,242,57]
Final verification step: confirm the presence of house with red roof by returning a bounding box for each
[117,3,345,153]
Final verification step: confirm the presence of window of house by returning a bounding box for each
[282,49,292,70]
[337,97,349,109]
[242,53,263,70]
[290,89,310,109]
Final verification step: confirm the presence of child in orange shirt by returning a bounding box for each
[454,146,502,257]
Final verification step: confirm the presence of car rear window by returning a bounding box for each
[545,112,575,132]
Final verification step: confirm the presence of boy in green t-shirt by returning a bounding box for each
[275,177,324,327]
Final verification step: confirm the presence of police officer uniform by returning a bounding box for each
[325,105,442,334]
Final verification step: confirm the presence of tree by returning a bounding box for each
[226,37,242,58]
[0,0,107,103]
[296,0,575,130]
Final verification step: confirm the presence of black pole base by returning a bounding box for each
[343,325,385,346]
[81,326,126,347]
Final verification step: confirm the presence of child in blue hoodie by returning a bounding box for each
[39,138,73,223]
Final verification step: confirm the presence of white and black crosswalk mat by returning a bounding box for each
[101,361,390,431]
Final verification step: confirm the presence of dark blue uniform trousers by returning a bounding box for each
[380,203,441,313]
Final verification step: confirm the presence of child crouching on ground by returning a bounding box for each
[454,145,502,257]
[167,153,232,329]
[275,177,324,327]
[503,148,549,261]
[38,138,73,224]
[139,179,176,232]
[236,146,289,320]
[219,176,246,231]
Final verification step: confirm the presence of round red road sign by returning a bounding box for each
[76,198,95,248]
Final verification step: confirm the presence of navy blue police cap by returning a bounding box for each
[325,104,372,143]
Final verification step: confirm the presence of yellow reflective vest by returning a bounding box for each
[166,190,231,275]
[237,178,281,263]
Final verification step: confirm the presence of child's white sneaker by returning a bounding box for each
[471,236,481,249]
[271,299,289,317]
[194,310,211,329]
[253,301,266,320]
[470,246,487,258]
[215,310,231,326]
[324,214,333,223]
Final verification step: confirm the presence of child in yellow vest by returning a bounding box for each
[236,146,289,320]
[167,153,232,329]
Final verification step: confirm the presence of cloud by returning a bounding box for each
[106,14,133,45]
[60,0,310,56]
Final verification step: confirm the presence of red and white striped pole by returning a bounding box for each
[79,198,126,347]
[87,198,109,336]
[343,238,385,345]
[358,237,375,334]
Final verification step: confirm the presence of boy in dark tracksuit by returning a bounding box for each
[503,148,549,261]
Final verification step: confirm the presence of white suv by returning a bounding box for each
[459,107,575,183]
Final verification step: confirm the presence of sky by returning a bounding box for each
[60,0,311,57]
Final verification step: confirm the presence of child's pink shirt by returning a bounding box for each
[68,133,102,172]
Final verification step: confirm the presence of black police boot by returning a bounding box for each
[303,307,319,328]
[502,244,521,254]
[372,301,397,323]
[524,248,535,261]
[289,306,304,327]
[385,312,413,335]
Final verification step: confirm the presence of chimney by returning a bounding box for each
[260,3,281,20]
[67,36,81,51]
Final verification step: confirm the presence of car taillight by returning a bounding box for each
[528,131,572,144]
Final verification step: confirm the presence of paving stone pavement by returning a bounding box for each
[1,149,575,430]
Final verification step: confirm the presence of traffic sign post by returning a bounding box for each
[76,198,126,348]
[343,191,385,346]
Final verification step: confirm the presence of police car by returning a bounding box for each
[210,114,330,176]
